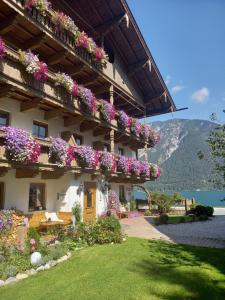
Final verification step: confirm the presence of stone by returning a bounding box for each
[36,265,45,272]
[31,252,42,266]
[16,273,28,280]
[43,263,51,270]
[0,280,5,287]
[57,255,68,263]
[26,268,36,276]
[48,260,57,267]
[5,277,17,285]
[67,252,72,258]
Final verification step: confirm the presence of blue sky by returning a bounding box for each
[127,0,225,122]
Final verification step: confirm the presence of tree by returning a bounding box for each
[150,192,183,214]
[134,185,152,210]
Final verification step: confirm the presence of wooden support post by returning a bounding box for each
[109,85,115,153]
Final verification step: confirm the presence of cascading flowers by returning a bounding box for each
[117,155,131,175]
[55,72,79,97]
[74,145,99,169]
[0,37,6,60]
[49,137,74,167]
[75,31,89,49]
[149,129,160,146]
[18,50,48,82]
[78,86,97,114]
[99,100,116,123]
[3,126,40,164]
[130,159,141,176]
[117,110,131,129]
[24,0,51,16]
[140,161,150,177]
[94,47,108,66]
[140,124,150,142]
[150,164,161,179]
[99,151,116,172]
[51,11,78,33]
[130,118,142,137]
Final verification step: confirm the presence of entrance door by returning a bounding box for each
[83,182,96,223]
[0,182,5,210]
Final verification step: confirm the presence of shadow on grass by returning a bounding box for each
[130,240,225,300]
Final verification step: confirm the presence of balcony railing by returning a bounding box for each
[0,128,157,183]
[7,0,104,71]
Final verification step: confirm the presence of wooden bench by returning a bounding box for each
[28,211,72,229]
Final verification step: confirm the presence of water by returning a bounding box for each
[181,191,225,207]
[134,190,225,207]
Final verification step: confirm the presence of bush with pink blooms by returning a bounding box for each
[99,151,116,172]
[117,110,131,130]
[130,159,141,176]
[117,155,131,175]
[51,11,78,33]
[24,0,51,15]
[0,37,6,60]
[78,86,97,114]
[130,118,142,137]
[55,72,79,97]
[49,137,74,167]
[74,145,99,168]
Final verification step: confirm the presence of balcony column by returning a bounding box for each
[109,85,115,153]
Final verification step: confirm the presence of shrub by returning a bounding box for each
[205,206,214,217]
[179,216,186,223]
[77,216,123,245]
[48,245,67,260]
[130,199,137,212]
[195,205,207,216]
[144,210,151,216]
[158,214,169,224]
[4,265,18,279]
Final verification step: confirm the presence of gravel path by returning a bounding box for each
[121,215,225,248]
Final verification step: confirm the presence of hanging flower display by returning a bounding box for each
[51,11,78,33]
[49,137,74,167]
[74,145,99,169]
[99,100,116,123]
[24,0,51,16]
[130,159,141,176]
[18,50,48,82]
[149,129,160,146]
[140,124,150,142]
[99,151,116,173]
[130,118,142,137]
[117,110,131,129]
[55,72,78,97]
[117,155,131,174]
[140,161,150,177]
[150,164,161,179]
[78,86,97,114]
[0,37,6,60]
[3,126,40,164]
[75,31,89,49]
[94,47,108,66]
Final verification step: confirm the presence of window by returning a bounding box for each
[29,183,46,211]
[119,185,125,203]
[73,134,83,146]
[32,121,48,139]
[0,111,9,127]
[103,143,110,152]
[118,148,124,156]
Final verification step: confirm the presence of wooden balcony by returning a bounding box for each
[0,47,148,149]
[0,130,150,184]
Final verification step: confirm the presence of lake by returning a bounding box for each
[134,190,225,207]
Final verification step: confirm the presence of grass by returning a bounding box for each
[0,238,225,300]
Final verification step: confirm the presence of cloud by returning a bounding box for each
[191,87,209,103]
[171,85,185,94]
[165,75,172,85]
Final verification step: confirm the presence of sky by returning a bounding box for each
[127,0,225,122]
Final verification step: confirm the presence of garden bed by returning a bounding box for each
[154,214,209,225]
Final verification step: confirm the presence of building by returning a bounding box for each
[0,0,176,222]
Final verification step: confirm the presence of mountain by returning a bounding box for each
[140,119,220,192]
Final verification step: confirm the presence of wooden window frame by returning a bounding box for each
[0,110,10,127]
[32,121,48,139]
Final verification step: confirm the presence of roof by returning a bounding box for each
[55,0,177,118]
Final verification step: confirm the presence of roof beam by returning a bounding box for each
[44,108,63,120]
[145,92,167,105]
[0,13,19,35]
[89,13,128,38]
[127,59,151,77]
[20,98,41,112]
[23,33,47,50]
[0,85,16,99]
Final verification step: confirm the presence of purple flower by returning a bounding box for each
[99,151,116,172]
[78,86,97,114]
[0,37,6,60]
[49,137,74,167]
[140,161,150,177]
[3,126,40,164]
[130,159,141,176]
[74,145,99,168]
[117,155,131,174]
[117,110,131,129]
[99,100,116,123]
[130,118,142,136]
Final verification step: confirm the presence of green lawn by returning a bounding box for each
[1,238,225,300]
